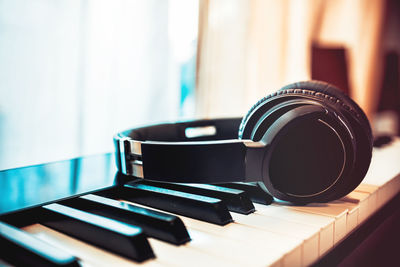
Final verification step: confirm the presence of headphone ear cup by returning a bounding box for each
[279,81,373,200]
[239,80,373,203]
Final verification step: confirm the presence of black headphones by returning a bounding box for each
[114,81,373,204]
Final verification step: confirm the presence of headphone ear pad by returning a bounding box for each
[238,92,284,140]
[279,80,372,141]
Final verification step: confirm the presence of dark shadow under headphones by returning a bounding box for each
[115,81,373,204]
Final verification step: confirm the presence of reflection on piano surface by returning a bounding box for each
[1,139,400,266]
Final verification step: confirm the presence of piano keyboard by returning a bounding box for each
[1,139,400,267]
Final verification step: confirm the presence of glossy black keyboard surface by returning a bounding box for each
[0,153,274,266]
[0,153,117,215]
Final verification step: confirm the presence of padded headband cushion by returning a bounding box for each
[125,118,242,142]
[239,80,373,201]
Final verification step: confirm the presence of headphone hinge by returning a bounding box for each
[244,145,266,182]
[118,139,144,177]
[115,137,131,175]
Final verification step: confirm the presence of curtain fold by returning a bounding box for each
[196,0,386,122]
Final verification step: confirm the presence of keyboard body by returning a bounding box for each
[1,139,400,266]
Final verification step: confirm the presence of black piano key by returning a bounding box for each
[40,203,154,262]
[61,194,190,245]
[139,180,255,214]
[216,182,274,205]
[111,183,232,225]
[0,221,79,267]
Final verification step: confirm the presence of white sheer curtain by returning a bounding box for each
[195,0,321,118]
[196,0,385,120]
[0,0,198,170]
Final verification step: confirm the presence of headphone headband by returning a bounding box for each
[114,118,262,182]
[117,118,242,142]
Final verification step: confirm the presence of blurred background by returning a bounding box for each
[0,0,399,170]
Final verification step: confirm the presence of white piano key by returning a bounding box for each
[365,166,400,210]
[148,237,239,267]
[376,176,400,209]
[355,183,379,194]
[253,203,335,256]
[186,221,296,267]
[318,201,359,233]
[185,219,297,267]
[282,246,302,267]
[385,174,400,203]
[277,203,348,244]
[319,222,335,256]
[355,183,379,216]
[363,140,400,209]
[341,191,370,222]
[363,139,400,187]
[121,200,292,266]
[344,202,358,231]
[230,212,319,267]
[188,228,282,267]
